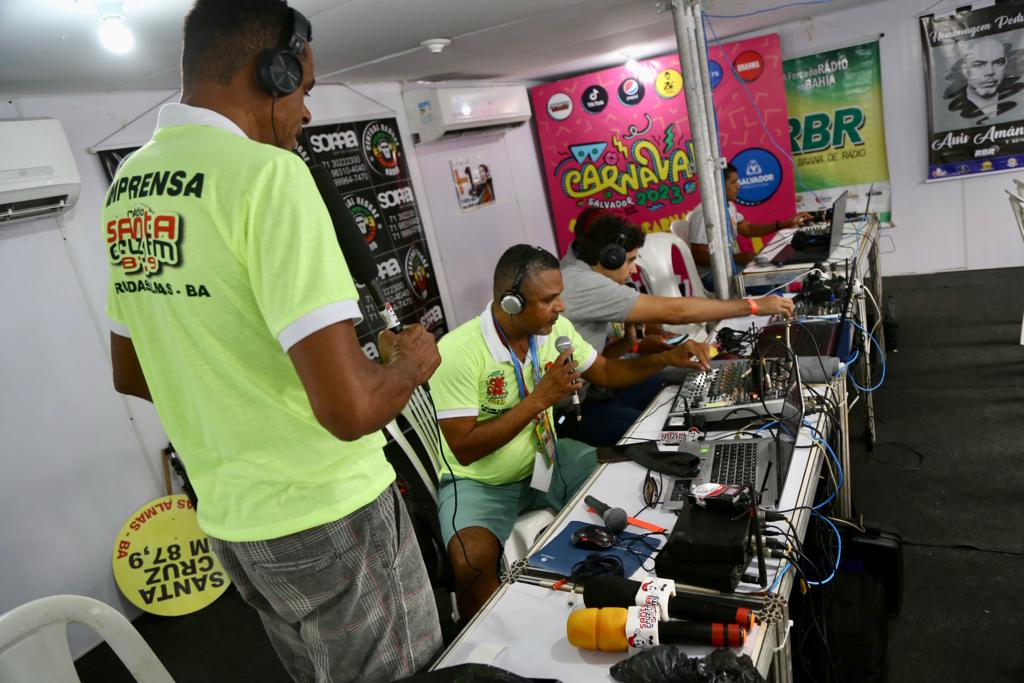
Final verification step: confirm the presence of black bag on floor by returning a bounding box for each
[792,572,888,683]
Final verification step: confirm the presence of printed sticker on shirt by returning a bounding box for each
[105,205,183,276]
[485,370,510,406]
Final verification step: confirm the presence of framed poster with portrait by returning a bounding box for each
[921,1,1024,179]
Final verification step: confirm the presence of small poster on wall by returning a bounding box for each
[921,1,1024,179]
[450,156,496,210]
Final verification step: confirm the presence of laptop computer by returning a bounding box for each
[771,191,848,266]
[676,356,805,508]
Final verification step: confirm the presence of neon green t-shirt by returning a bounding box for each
[103,108,393,542]
[430,306,597,485]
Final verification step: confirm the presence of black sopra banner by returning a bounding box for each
[99,117,449,359]
[921,1,1024,179]
[295,117,448,358]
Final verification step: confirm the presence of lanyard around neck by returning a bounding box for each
[492,313,541,401]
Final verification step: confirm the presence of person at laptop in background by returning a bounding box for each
[104,2,442,680]
[685,164,811,291]
[559,208,794,446]
[430,245,712,618]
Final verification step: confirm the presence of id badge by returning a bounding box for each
[530,451,552,492]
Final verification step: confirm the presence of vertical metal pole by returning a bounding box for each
[671,0,732,298]
[691,1,746,296]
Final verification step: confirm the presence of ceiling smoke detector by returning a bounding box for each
[420,38,452,54]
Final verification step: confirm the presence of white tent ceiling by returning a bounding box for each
[0,0,879,95]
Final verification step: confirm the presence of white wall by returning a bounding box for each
[0,82,468,657]
[758,0,1024,275]
[408,122,557,325]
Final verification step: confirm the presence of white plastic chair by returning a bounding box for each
[635,230,706,338]
[384,387,555,579]
[1004,188,1024,345]
[0,595,173,683]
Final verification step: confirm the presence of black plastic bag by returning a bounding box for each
[610,646,765,683]
[398,663,557,682]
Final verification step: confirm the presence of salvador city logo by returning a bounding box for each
[363,121,402,177]
[732,148,782,206]
[105,205,182,275]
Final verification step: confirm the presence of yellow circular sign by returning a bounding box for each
[656,68,683,99]
[112,495,230,616]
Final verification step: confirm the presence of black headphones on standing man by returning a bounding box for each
[256,8,312,97]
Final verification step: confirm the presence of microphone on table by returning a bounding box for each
[581,575,755,629]
[554,335,582,421]
[566,607,747,652]
[310,164,403,332]
[583,495,628,534]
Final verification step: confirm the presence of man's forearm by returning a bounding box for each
[445,395,548,466]
[667,297,753,324]
[601,335,634,359]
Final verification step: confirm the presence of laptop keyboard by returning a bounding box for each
[709,442,759,486]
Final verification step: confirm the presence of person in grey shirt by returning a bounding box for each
[558,209,793,445]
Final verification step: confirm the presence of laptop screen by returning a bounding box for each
[773,357,806,496]
[826,191,849,255]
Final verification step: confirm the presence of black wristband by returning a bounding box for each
[774,220,781,230]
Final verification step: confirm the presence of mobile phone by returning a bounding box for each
[666,333,689,345]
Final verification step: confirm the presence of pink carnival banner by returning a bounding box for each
[530,33,794,256]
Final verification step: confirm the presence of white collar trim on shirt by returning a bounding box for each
[155,103,249,140]
[478,301,550,365]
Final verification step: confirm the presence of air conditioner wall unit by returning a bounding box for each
[403,86,532,144]
[0,118,81,225]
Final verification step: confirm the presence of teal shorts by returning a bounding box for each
[437,438,597,547]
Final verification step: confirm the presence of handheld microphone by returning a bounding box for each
[310,164,403,332]
[566,607,747,652]
[554,335,581,421]
[581,575,755,628]
[583,495,628,534]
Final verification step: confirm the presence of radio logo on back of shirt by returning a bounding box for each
[105,205,182,276]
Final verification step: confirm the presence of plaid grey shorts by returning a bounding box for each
[210,484,442,683]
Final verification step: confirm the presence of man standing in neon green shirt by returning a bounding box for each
[430,245,712,617]
[104,1,441,680]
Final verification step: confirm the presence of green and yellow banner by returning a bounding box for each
[785,40,891,221]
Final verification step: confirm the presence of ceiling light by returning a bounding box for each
[96,2,134,55]
[420,38,452,54]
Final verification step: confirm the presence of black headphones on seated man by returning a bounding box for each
[256,8,312,97]
[571,208,629,270]
[499,248,543,316]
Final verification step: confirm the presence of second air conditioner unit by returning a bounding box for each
[403,86,532,144]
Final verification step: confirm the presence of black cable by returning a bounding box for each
[423,388,483,601]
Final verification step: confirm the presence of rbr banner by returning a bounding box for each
[921,1,1024,179]
[98,116,448,358]
[530,33,794,256]
[785,41,892,221]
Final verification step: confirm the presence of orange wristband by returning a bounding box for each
[746,298,758,315]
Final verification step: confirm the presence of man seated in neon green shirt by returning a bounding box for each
[430,245,712,617]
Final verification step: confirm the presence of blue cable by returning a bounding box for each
[805,511,842,585]
[706,0,835,19]
[769,560,794,593]
[847,320,886,392]
[802,421,844,510]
